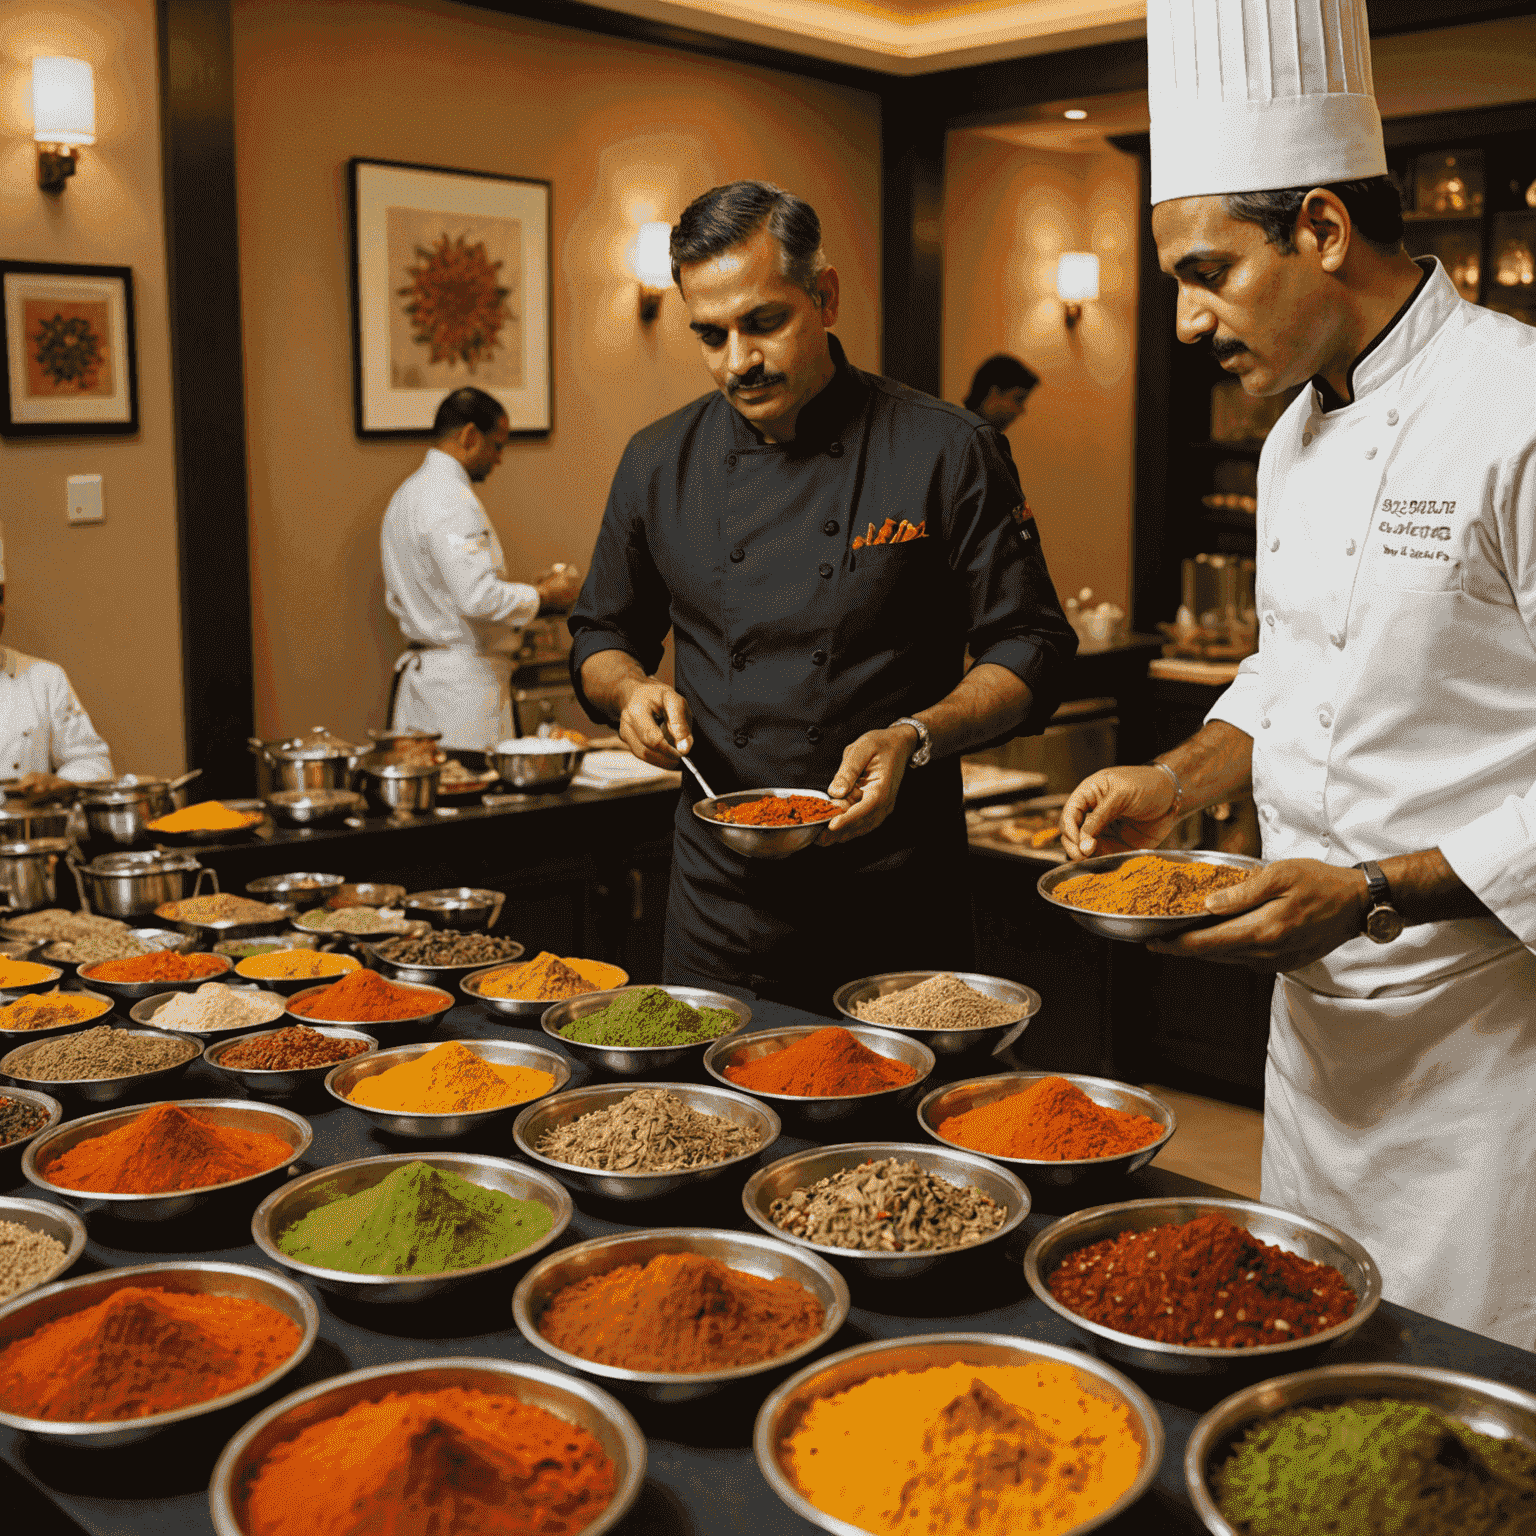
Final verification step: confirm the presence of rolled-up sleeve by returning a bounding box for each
[1204,653,1264,738]
[425,506,538,629]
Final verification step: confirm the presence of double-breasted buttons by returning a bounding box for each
[730,547,745,563]
[823,520,839,536]
[818,563,833,579]
[1386,408,1399,425]
[1303,432,1314,447]
[1318,706,1334,729]
[731,651,746,671]
[733,730,749,748]
[1346,539,1357,555]
[1269,536,1280,552]
[1365,446,1378,459]
[726,453,738,469]
[1264,611,1276,628]
[806,726,822,743]
[1261,716,1271,730]
[828,442,844,458]
[812,649,828,666]
[1330,631,1345,649]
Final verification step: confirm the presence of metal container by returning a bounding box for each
[460,959,631,1020]
[362,937,526,987]
[0,955,64,999]
[263,789,366,828]
[326,881,405,910]
[1036,850,1266,943]
[0,986,113,1047]
[0,1195,86,1299]
[147,799,266,846]
[2,1026,202,1106]
[70,848,213,920]
[41,926,192,980]
[755,1332,1163,1536]
[513,1081,781,1202]
[693,788,839,860]
[402,886,506,931]
[288,978,453,1037]
[0,1261,318,1448]
[0,803,70,842]
[231,950,360,997]
[0,839,71,916]
[832,970,1041,1059]
[917,1073,1178,1188]
[23,1098,312,1222]
[130,986,289,1044]
[251,1151,573,1303]
[358,755,440,816]
[1023,1196,1383,1377]
[248,728,367,797]
[490,744,586,794]
[513,1227,850,1402]
[76,776,175,847]
[541,985,751,1077]
[245,872,345,910]
[203,1025,377,1099]
[367,726,442,755]
[0,1086,64,1185]
[79,951,232,1003]
[741,1140,1031,1281]
[210,1358,645,1536]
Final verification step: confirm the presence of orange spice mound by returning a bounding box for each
[714,794,836,826]
[479,952,598,1001]
[44,1103,294,1193]
[937,1076,1164,1160]
[288,967,442,1022]
[1054,855,1249,917]
[724,1026,918,1097]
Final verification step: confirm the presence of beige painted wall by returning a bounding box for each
[0,0,185,776]
[943,132,1138,617]
[231,0,882,740]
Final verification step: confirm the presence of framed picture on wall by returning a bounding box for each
[349,158,552,437]
[0,260,138,437]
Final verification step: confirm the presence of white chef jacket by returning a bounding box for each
[380,449,540,749]
[0,647,113,782]
[1208,258,1536,1345]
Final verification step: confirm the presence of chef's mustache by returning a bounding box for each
[728,366,786,394]
[1211,337,1248,362]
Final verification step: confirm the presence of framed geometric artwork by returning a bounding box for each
[349,157,552,438]
[0,260,138,437]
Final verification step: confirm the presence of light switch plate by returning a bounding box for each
[67,474,103,524]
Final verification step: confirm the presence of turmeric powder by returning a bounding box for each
[1054,854,1249,916]
[146,800,262,833]
[783,1359,1144,1536]
[346,1041,555,1114]
[475,952,627,1001]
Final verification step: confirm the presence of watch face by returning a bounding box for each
[1365,905,1405,944]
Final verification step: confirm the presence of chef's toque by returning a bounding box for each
[1148,0,1387,205]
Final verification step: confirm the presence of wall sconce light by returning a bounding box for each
[32,57,96,193]
[1056,252,1099,327]
[629,221,674,323]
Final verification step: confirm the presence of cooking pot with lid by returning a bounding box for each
[69,848,216,920]
[0,802,72,842]
[248,728,366,797]
[76,771,200,848]
[0,839,71,915]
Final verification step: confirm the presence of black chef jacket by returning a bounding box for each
[569,335,1076,1012]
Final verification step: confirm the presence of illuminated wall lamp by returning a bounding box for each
[629,221,674,323]
[1056,252,1099,327]
[32,57,95,192]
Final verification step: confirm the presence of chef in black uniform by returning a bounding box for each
[569,181,1075,1011]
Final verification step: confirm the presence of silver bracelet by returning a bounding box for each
[1151,759,1185,816]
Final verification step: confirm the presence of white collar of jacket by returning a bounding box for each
[424,447,471,488]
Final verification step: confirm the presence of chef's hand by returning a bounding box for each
[1060,766,1185,860]
[12,772,71,801]
[818,728,912,846]
[1147,859,1369,972]
[614,679,693,769]
[533,563,583,614]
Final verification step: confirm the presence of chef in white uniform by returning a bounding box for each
[381,386,582,750]
[1061,0,1536,1347]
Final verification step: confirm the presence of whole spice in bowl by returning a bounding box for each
[345,1042,553,1114]
[0,1220,68,1300]
[147,984,287,1034]
[1053,855,1249,916]
[3,1025,198,1082]
[83,952,226,984]
[294,906,409,935]
[288,969,445,1023]
[535,1088,763,1172]
[234,950,359,983]
[475,952,625,1001]
[155,894,287,926]
[372,931,523,967]
[937,1076,1164,1161]
[851,975,1024,1031]
[219,1027,370,1072]
[0,991,113,1032]
[725,1026,917,1097]
[0,1094,49,1145]
[712,794,836,826]
[555,987,738,1048]
[6,910,137,966]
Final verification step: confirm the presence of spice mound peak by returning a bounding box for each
[1054,855,1248,917]
[712,794,837,826]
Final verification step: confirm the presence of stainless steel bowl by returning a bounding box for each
[78,950,232,1002]
[230,951,361,997]
[129,986,290,1044]
[0,1261,318,1448]
[0,1088,64,1186]
[325,1036,570,1139]
[833,970,1041,1058]
[359,757,440,816]
[491,744,586,794]
[360,936,526,987]
[41,926,193,979]
[263,789,366,827]
[513,1081,781,1202]
[203,1025,377,1098]
[245,872,345,910]
[0,1195,86,1299]
[917,1073,1178,1187]
[755,1332,1163,1535]
[209,1357,645,1536]
[1023,1196,1383,1376]
[459,958,630,1019]
[0,958,64,998]
[702,1024,935,1132]
[0,985,115,1047]
[1185,1362,1536,1536]
[23,1098,312,1222]
[403,886,506,931]
[542,985,751,1077]
[76,779,174,847]
[741,1140,1031,1280]
[285,977,453,1035]
[1037,850,1266,943]
[251,1151,574,1303]
[326,881,406,910]
[693,788,840,860]
[1,1026,202,1105]
[72,849,211,920]
[513,1227,850,1402]
[156,906,294,943]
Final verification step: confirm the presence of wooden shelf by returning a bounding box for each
[1403,209,1482,223]
[1191,440,1264,459]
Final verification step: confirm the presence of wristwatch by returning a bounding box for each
[891,716,932,768]
[1353,860,1404,944]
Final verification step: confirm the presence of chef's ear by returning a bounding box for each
[1296,189,1351,274]
[813,265,841,328]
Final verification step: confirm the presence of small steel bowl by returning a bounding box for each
[513,1081,781,1202]
[513,1227,850,1402]
[1023,1196,1383,1377]
[23,1097,313,1222]
[1037,850,1266,943]
[42,926,194,979]
[231,950,361,997]
[755,1332,1163,1535]
[244,872,346,910]
[1,1026,202,1106]
[403,886,506,932]
[154,903,295,943]
[542,985,752,1077]
[0,985,115,1046]
[251,1151,574,1303]
[359,758,440,816]
[325,1036,570,1139]
[491,744,587,794]
[703,1024,935,1132]
[77,951,233,1003]
[0,1195,86,1299]
[1185,1361,1536,1536]
[460,958,630,1019]
[263,788,365,828]
[833,970,1041,1058]
[0,959,65,998]
[741,1140,1031,1281]
[209,1356,645,1536]
[693,788,840,860]
[285,977,454,1035]
[360,936,526,987]
[325,881,406,910]
[129,986,290,1044]
[203,1025,377,1099]
[917,1072,1178,1187]
[0,1085,63,1184]
[288,909,416,946]
[0,1261,318,1448]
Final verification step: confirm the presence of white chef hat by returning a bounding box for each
[1148,0,1387,205]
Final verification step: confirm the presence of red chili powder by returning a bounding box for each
[724,1026,917,1097]
[714,795,837,826]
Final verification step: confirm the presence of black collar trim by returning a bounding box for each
[1311,258,1432,414]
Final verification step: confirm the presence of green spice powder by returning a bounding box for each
[1213,1396,1536,1535]
[276,1161,554,1276]
[557,986,738,1047]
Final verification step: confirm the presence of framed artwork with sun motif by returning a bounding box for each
[0,261,138,437]
[349,159,551,437]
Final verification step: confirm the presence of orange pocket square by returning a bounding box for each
[853,518,926,550]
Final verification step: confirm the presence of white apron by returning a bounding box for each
[390,648,513,752]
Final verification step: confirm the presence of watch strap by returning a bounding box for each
[892,716,932,768]
[1354,860,1391,908]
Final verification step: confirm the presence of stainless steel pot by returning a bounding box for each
[248,728,366,797]
[0,803,71,842]
[358,755,439,817]
[76,778,175,848]
[69,850,216,920]
[0,840,71,915]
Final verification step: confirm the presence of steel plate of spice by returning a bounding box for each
[277,1161,554,1275]
[294,905,408,935]
[1054,855,1249,917]
[7,910,137,967]
[725,1026,917,1097]
[235,950,358,982]
[0,1220,68,1300]
[534,1087,763,1172]
[150,983,286,1034]
[3,1024,197,1082]
[938,1076,1164,1161]
[154,894,287,926]
[372,930,523,966]
[557,987,738,1048]
[713,794,836,826]
[1211,1396,1536,1536]
[475,951,626,1001]
[220,1026,370,1072]
[0,959,59,988]
[0,1094,48,1145]
[346,1042,553,1114]
[851,974,1024,1031]
[769,1157,1006,1253]
[83,951,226,984]
[1045,1212,1357,1348]
[0,991,112,1032]
[288,968,443,1023]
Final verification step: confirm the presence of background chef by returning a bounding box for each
[381,386,584,750]
[1061,0,1536,1347]
[962,354,1039,431]
[570,180,1076,1012]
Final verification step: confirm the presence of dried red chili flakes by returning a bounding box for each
[1045,1212,1356,1349]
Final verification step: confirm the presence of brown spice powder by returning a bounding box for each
[1055,855,1249,917]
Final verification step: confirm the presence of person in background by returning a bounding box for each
[381,386,583,750]
[962,354,1039,431]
